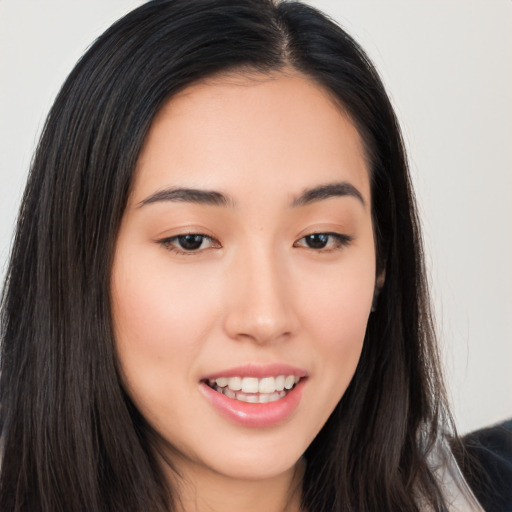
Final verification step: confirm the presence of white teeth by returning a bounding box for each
[214,386,288,403]
[209,374,302,400]
[257,391,286,403]
[241,377,259,393]
[224,387,236,399]
[275,375,285,391]
[243,394,258,403]
[216,377,228,387]
[284,375,295,390]
[228,376,242,391]
[258,377,275,393]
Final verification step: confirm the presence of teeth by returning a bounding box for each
[224,388,236,399]
[256,391,285,403]
[275,375,285,391]
[241,377,259,393]
[284,375,295,390]
[258,377,275,393]
[209,374,302,401]
[216,377,228,387]
[258,393,269,403]
[215,388,287,402]
[228,376,242,391]
[240,394,258,403]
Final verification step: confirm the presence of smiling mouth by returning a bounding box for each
[205,375,302,404]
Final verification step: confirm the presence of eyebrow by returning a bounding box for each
[292,182,365,207]
[137,181,364,209]
[137,187,232,208]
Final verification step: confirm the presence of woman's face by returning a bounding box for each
[111,72,376,483]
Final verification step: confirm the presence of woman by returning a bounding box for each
[0,0,501,510]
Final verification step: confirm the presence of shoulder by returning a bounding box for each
[454,419,512,512]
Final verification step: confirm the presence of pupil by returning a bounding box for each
[306,233,328,249]
[179,234,203,250]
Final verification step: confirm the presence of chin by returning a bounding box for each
[208,450,303,481]
[164,428,309,483]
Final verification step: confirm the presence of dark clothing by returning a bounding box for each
[455,419,512,512]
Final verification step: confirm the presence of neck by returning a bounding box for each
[165,456,305,512]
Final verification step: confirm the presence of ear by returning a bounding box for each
[371,269,386,312]
[375,269,386,291]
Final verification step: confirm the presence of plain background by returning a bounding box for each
[0,0,511,435]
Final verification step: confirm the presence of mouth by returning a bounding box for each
[200,364,308,427]
[204,375,302,404]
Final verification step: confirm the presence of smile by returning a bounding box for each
[207,375,301,403]
[200,365,307,427]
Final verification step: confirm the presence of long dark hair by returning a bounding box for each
[1,1,452,510]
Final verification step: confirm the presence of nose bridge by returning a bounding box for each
[224,238,296,344]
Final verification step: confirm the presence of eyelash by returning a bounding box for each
[293,232,353,251]
[158,232,353,255]
[159,234,220,255]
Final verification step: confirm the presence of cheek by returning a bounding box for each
[110,249,223,416]
[294,248,375,412]
[305,281,372,341]
[308,278,370,383]
[298,248,375,346]
[112,251,220,350]
[304,294,369,431]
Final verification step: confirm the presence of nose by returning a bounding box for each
[223,244,299,345]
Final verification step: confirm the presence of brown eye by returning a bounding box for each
[177,234,206,251]
[304,233,329,249]
[159,233,221,254]
[294,232,353,251]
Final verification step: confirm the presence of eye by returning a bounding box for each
[159,234,221,254]
[294,232,352,251]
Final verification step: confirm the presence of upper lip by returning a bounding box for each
[201,363,308,381]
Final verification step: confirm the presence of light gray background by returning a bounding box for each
[1,0,511,434]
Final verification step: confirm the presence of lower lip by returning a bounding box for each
[200,379,306,428]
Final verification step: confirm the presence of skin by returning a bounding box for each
[111,71,377,512]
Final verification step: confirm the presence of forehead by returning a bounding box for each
[132,71,371,206]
